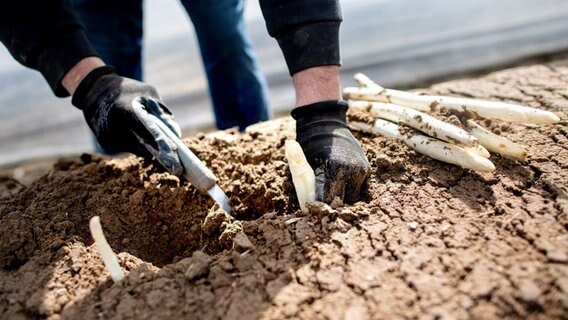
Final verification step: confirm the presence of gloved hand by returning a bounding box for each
[292,100,371,204]
[71,66,183,175]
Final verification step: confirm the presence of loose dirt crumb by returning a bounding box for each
[184,251,212,281]
[232,232,255,252]
[219,220,243,249]
[202,205,232,236]
[202,205,244,251]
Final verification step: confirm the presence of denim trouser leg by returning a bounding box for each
[70,0,143,153]
[181,0,272,130]
[70,0,144,80]
[71,0,269,135]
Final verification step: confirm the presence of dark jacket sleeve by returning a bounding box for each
[0,0,99,97]
[259,0,342,75]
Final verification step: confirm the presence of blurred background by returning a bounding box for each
[1,0,568,166]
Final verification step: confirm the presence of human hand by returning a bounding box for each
[345,73,561,171]
[292,100,371,204]
[71,66,183,175]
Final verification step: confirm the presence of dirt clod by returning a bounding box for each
[184,251,212,281]
[232,232,255,252]
[202,205,232,236]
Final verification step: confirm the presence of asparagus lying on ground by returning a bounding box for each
[89,216,124,283]
[351,120,496,172]
[345,73,560,171]
[350,100,479,147]
[345,73,560,124]
[465,120,528,161]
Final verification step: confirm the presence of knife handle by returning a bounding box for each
[148,114,217,193]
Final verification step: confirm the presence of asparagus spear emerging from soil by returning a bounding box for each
[285,140,316,213]
[89,216,125,283]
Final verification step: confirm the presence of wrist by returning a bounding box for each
[292,101,349,146]
[293,66,341,106]
[71,65,117,109]
[291,100,348,121]
[62,57,106,95]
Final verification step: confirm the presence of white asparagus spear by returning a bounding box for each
[350,100,479,147]
[354,72,385,91]
[352,73,431,111]
[466,120,528,161]
[464,145,491,159]
[345,74,560,124]
[351,120,496,172]
[344,86,560,124]
[89,216,125,283]
[344,86,432,112]
[285,140,316,213]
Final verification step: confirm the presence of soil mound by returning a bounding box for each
[1,61,567,319]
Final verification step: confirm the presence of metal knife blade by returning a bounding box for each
[147,114,233,214]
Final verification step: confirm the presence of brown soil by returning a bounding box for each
[1,61,567,320]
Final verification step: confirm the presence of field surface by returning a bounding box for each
[1,61,567,319]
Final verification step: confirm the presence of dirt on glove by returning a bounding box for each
[1,60,567,320]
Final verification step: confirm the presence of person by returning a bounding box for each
[69,0,272,132]
[0,0,370,204]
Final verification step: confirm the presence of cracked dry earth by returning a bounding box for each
[1,60,567,320]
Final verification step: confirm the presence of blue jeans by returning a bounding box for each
[71,0,271,131]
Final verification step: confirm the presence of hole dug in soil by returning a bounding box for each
[0,120,298,269]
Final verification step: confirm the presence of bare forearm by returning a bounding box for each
[293,66,342,106]
[62,57,106,95]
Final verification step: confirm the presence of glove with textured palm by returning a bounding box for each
[292,100,371,204]
[72,66,183,175]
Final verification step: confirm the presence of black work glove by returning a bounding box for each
[292,100,371,204]
[72,66,183,175]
